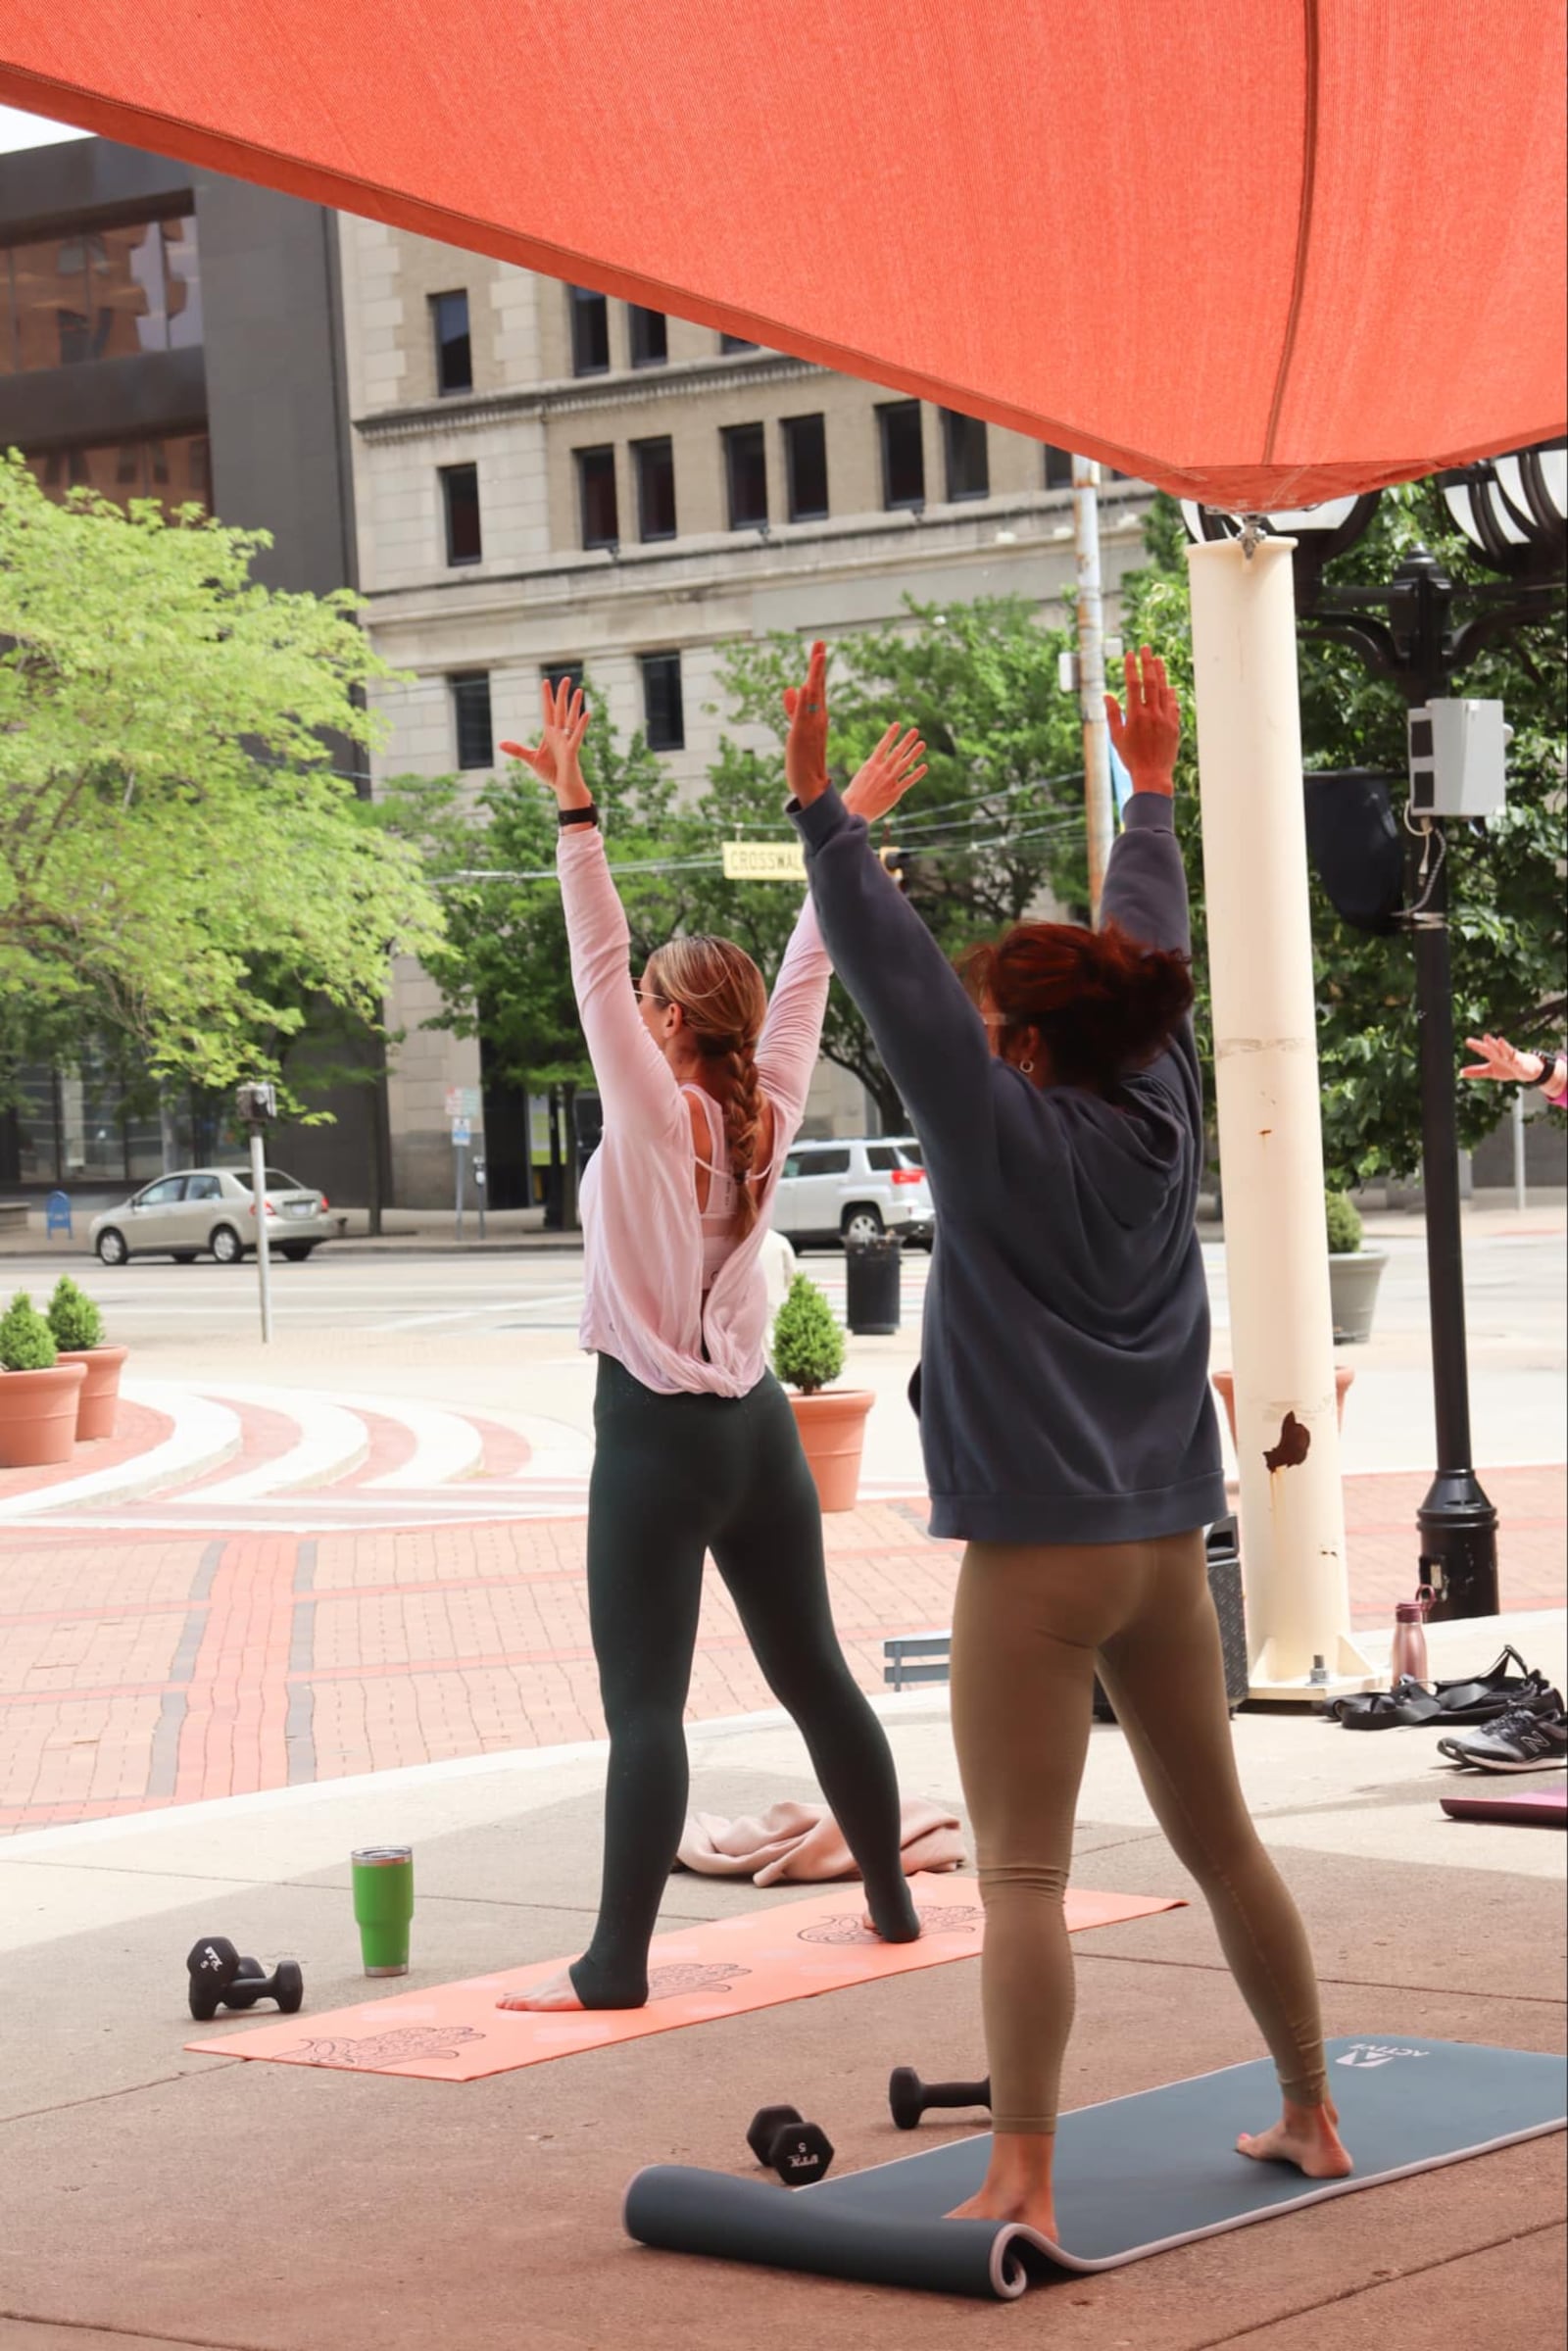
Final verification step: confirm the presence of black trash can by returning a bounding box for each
[845,1234,902,1335]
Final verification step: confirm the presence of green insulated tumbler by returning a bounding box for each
[352,1844,414,1976]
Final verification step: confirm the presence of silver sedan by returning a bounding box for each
[89,1167,336,1266]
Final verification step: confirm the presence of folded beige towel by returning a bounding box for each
[675,1797,964,1886]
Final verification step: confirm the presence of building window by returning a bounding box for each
[878,402,926,509]
[440,463,482,563]
[568,284,611,376]
[640,652,685,753]
[431,290,472,394]
[782,414,829,522]
[943,410,990,501]
[540,661,585,701]
[25,430,211,514]
[720,331,757,354]
[723,422,768,530]
[627,306,668,368]
[1043,445,1074,489]
[632,436,677,541]
[2,214,202,374]
[450,672,493,769]
[576,445,619,549]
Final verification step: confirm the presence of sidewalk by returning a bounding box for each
[1,1618,1561,2351]
[3,1468,1563,1833]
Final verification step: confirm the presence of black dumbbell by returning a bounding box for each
[746,2104,834,2186]
[889,2066,992,2130]
[186,1935,305,2022]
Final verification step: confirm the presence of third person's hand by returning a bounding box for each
[843,722,928,823]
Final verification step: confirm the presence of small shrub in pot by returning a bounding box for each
[772,1272,847,1395]
[1325,1190,1364,1256]
[0,1291,58,1372]
[47,1276,105,1353]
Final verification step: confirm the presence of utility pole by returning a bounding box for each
[236,1082,276,1346]
[1072,455,1116,921]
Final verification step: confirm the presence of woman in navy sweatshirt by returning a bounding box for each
[786,643,1350,2239]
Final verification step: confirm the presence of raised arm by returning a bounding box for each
[1100,646,1190,955]
[781,643,996,1182]
[556,826,685,1136]
[503,682,684,1141]
[755,892,832,1137]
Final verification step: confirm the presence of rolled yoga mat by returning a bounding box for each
[1441,1782,1567,1827]
[624,2036,1567,2300]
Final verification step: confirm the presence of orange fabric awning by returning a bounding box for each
[2,1,1562,510]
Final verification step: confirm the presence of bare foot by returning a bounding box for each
[1238,2095,1353,2179]
[497,1969,582,2013]
[945,2132,1056,2239]
[946,2184,1057,2238]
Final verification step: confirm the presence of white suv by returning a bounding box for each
[769,1138,933,1249]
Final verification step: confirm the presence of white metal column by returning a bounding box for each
[1187,535,1375,1696]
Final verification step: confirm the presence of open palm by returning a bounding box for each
[844,722,928,823]
[499,676,592,804]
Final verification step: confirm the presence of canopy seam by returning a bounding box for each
[1262,0,1322,471]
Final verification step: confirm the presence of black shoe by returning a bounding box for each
[1438,1702,1568,1774]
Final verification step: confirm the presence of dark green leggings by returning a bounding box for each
[569,1352,921,2007]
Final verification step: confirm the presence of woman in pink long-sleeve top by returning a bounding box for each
[498,658,925,2011]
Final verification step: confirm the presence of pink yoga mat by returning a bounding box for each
[1441,1780,1567,1827]
[186,1874,1182,2082]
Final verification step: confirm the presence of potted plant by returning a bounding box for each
[772,1271,874,1513]
[0,1291,87,1469]
[47,1276,128,1442]
[1325,1187,1387,1344]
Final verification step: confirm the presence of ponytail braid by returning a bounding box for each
[715,1042,765,1239]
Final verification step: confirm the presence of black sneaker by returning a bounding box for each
[1438,1702,1568,1774]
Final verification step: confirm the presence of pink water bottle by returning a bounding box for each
[1391,1588,1434,1687]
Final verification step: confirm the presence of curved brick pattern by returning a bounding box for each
[0,1382,1560,1834]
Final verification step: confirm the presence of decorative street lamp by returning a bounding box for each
[1183,441,1566,1620]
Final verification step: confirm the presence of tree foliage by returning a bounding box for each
[1120,488,1566,1187]
[0,454,444,1110]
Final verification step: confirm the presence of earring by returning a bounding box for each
[1019,1059,1034,1075]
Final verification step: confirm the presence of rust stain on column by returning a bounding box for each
[1264,1411,1311,1472]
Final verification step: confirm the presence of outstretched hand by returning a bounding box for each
[782,640,831,806]
[499,676,593,808]
[1462,1033,1544,1085]
[844,722,928,823]
[1104,645,1180,796]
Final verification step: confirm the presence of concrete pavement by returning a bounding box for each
[0,1609,1562,2349]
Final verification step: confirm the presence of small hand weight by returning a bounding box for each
[187,1935,305,2022]
[888,2066,992,2130]
[745,2103,834,2186]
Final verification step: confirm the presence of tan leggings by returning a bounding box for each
[951,1530,1329,2134]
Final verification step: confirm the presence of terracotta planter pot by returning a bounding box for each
[58,1344,128,1442]
[0,1360,88,1468]
[1211,1366,1354,1452]
[787,1388,875,1514]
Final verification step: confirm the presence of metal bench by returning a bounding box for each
[883,1632,953,1691]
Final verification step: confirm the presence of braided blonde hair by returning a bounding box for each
[645,935,769,1238]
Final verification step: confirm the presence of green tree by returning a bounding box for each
[692,601,1086,1127]
[0,453,444,1113]
[1120,488,1566,1188]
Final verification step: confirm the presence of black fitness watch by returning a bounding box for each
[1530,1052,1564,1090]
[558,804,600,829]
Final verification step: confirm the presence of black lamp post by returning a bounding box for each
[1182,441,1566,1620]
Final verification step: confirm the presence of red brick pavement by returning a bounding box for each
[1,1469,1561,1834]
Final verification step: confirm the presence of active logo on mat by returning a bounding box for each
[1336,2043,1431,2069]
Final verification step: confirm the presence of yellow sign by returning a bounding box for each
[721,839,807,882]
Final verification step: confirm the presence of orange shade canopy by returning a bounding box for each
[2,0,1562,510]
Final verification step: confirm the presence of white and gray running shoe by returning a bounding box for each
[1438,1701,1567,1774]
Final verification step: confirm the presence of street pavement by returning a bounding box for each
[0,1206,1561,1833]
[0,1207,1561,2346]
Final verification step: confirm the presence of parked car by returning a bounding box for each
[89,1167,335,1265]
[768,1138,933,1249]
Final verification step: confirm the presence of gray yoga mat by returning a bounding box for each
[624,2037,1567,2299]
